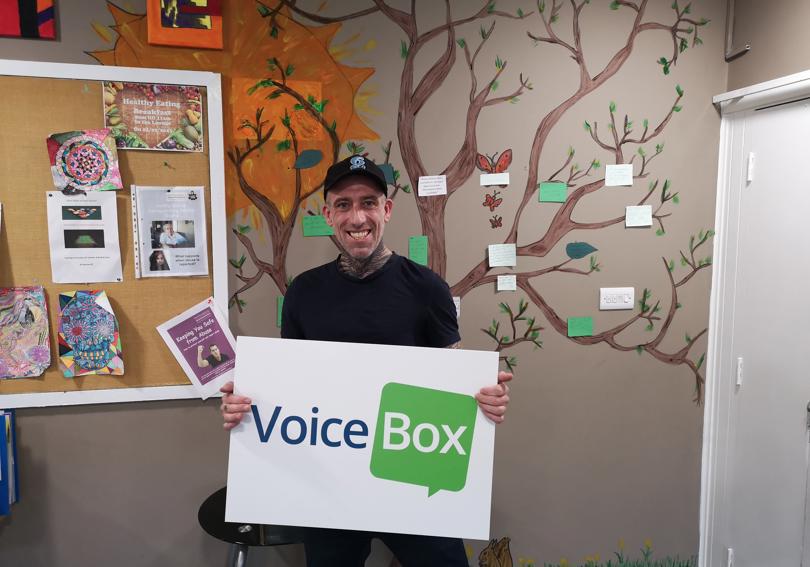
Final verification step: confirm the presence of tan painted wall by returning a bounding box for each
[727,0,810,90]
[0,1,728,565]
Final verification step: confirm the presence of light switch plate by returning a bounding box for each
[599,287,634,310]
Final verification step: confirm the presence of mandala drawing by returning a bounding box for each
[58,290,123,378]
[46,129,123,192]
[0,286,51,379]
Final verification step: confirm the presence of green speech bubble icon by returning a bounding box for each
[370,382,477,496]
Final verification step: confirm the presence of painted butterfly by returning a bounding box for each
[483,190,503,211]
[476,149,512,189]
[489,215,503,229]
[476,149,512,174]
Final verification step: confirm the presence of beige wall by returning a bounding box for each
[727,0,810,90]
[0,1,729,565]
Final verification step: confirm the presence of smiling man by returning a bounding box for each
[220,154,512,566]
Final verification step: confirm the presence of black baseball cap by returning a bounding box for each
[323,154,388,198]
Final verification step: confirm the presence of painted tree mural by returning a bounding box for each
[90,0,712,402]
[237,0,714,402]
[85,1,715,563]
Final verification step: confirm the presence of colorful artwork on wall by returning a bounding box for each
[103,81,204,151]
[46,129,123,193]
[0,286,51,379]
[58,290,123,378]
[0,0,56,40]
[146,0,222,49]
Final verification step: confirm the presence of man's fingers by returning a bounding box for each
[221,402,252,414]
[223,395,252,406]
[497,370,514,384]
[478,402,507,416]
[479,383,508,397]
[476,392,509,406]
[223,412,245,423]
[219,381,235,394]
[481,409,505,424]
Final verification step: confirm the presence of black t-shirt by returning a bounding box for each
[205,352,230,368]
[281,253,460,348]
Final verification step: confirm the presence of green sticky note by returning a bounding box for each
[539,181,567,203]
[409,235,428,266]
[567,316,593,337]
[276,296,284,328]
[378,163,395,185]
[302,215,334,236]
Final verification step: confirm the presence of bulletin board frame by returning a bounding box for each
[0,58,227,408]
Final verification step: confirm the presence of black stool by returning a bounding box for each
[198,486,305,566]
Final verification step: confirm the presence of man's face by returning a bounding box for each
[324,176,392,260]
[209,345,220,358]
[164,223,174,235]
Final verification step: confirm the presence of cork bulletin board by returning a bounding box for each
[0,60,227,408]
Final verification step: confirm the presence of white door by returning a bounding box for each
[704,98,810,567]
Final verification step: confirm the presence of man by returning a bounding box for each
[197,343,229,369]
[159,221,187,248]
[220,155,512,566]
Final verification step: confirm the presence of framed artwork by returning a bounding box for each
[0,0,56,40]
[146,0,223,50]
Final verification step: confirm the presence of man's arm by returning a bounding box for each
[196,345,209,367]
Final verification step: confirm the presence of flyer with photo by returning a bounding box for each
[45,191,123,283]
[157,297,235,399]
[103,81,204,152]
[131,186,209,278]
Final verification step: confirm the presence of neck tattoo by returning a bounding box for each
[338,242,392,278]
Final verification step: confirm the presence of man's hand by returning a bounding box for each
[197,345,204,354]
[475,371,512,424]
[219,381,252,430]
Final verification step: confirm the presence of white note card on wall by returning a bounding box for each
[480,173,509,186]
[625,205,653,227]
[453,296,461,318]
[488,244,516,267]
[496,275,517,291]
[605,164,633,186]
[418,175,448,196]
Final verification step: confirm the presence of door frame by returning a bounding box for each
[700,70,810,566]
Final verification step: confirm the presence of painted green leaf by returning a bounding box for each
[401,184,411,194]
[257,4,271,16]
[643,118,649,129]
[266,90,282,99]
[490,80,499,91]
[247,78,274,95]
[294,149,323,169]
[237,224,251,234]
[276,139,291,151]
[673,105,682,112]
[270,25,278,38]
[609,101,617,113]
[487,1,496,13]
[584,120,591,131]
[610,0,620,9]
[400,40,409,59]
[495,56,504,69]
[635,345,643,354]
[285,63,295,77]
[655,228,665,236]
[672,194,680,204]
[676,84,684,96]
[645,323,654,331]
[565,242,598,259]
[517,7,524,17]
[456,38,466,48]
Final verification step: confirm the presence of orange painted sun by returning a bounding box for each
[89,2,378,220]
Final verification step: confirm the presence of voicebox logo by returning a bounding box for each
[250,382,478,497]
[369,383,477,496]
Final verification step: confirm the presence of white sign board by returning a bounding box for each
[226,336,498,540]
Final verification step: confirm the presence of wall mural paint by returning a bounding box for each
[88,1,716,564]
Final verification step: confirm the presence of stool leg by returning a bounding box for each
[227,542,249,567]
